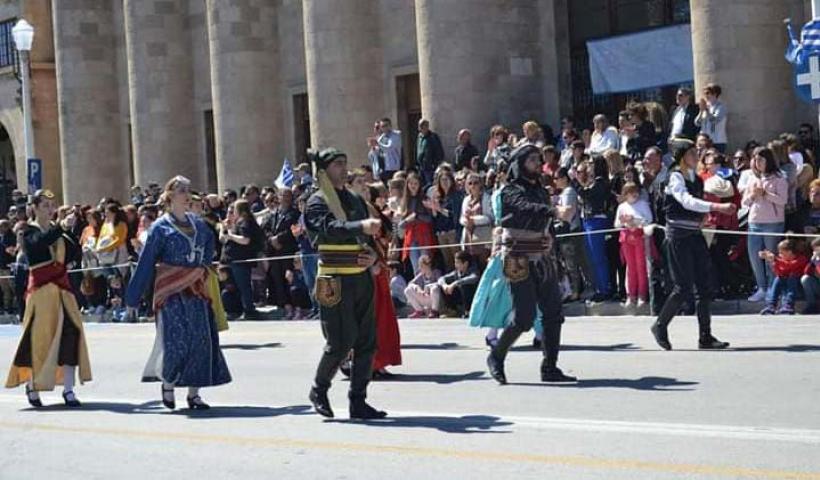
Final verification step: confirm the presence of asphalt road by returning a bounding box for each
[0,315,819,480]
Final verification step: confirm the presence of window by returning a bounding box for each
[0,18,17,69]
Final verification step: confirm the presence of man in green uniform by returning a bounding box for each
[305,148,387,420]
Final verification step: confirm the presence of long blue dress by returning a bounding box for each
[468,189,543,333]
[125,214,232,387]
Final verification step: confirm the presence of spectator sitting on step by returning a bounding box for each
[388,260,407,310]
[759,239,808,316]
[434,250,479,318]
[404,254,441,318]
[800,238,820,315]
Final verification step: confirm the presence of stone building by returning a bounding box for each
[0,0,814,205]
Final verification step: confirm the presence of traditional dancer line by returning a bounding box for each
[650,139,734,350]
[6,189,91,408]
[305,148,387,420]
[486,145,576,384]
[125,176,232,410]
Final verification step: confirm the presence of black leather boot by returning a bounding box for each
[309,386,334,418]
[349,396,387,420]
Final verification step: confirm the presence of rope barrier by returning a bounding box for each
[1,225,817,281]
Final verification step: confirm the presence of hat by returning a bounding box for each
[670,138,695,164]
[310,148,346,171]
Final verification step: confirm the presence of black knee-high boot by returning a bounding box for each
[492,323,526,361]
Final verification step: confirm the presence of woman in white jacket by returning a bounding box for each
[460,172,494,268]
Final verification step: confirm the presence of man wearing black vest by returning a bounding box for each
[651,139,735,351]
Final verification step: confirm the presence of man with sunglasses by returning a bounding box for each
[669,87,700,143]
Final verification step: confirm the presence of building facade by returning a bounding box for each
[0,0,813,204]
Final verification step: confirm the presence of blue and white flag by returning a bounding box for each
[275,158,294,189]
[785,19,820,66]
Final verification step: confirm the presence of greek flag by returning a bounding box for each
[785,19,820,66]
[275,158,294,189]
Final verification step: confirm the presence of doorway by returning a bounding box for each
[0,123,16,213]
[396,73,421,171]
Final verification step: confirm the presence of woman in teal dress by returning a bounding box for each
[468,162,543,347]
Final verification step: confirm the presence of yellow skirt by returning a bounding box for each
[5,284,92,391]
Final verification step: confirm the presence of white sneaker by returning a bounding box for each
[637,298,647,307]
[623,298,636,307]
[747,289,766,302]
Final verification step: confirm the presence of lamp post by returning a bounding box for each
[12,19,35,192]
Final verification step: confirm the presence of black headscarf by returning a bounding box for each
[506,144,541,183]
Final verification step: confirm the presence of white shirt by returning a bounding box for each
[377,130,403,172]
[614,199,653,228]
[587,126,620,154]
[695,101,728,145]
[669,106,687,139]
[789,151,805,170]
[736,169,755,195]
[665,170,712,213]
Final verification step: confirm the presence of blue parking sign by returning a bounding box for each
[27,158,42,194]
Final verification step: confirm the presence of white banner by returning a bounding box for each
[587,24,694,95]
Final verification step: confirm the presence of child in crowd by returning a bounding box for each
[800,237,820,314]
[404,254,441,318]
[435,250,479,318]
[218,265,243,319]
[759,239,808,315]
[388,260,407,309]
[285,257,312,320]
[106,275,128,322]
[613,182,653,307]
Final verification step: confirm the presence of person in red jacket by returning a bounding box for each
[759,239,808,315]
[800,238,820,314]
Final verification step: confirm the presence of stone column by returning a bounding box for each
[415,0,551,156]
[691,0,798,147]
[123,0,202,188]
[52,0,128,203]
[206,0,282,191]
[303,0,385,162]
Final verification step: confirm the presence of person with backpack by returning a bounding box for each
[221,199,266,320]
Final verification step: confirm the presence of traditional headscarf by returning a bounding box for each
[506,143,541,183]
[310,148,348,221]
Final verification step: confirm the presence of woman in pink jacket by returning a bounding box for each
[742,147,788,302]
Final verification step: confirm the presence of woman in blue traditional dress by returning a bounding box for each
[468,161,543,347]
[125,176,231,410]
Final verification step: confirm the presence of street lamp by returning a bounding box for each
[12,19,36,193]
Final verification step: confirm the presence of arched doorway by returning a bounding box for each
[0,123,17,213]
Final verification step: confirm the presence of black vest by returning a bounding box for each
[663,167,705,228]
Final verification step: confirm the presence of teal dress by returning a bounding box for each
[468,189,542,332]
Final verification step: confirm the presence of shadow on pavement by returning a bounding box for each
[386,371,486,384]
[221,342,283,351]
[25,401,313,418]
[327,414,512,434]
[400,343,478,351]
[510,376,698,391]
[510,343,641,352]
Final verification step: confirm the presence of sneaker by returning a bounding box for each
[586,293,609,305]
[776,304,795,315]
[623,298,636,307]
[637,298,647,308]
[759,305,777,315]
[408,310,426,319]
[747,289,766,302]
[427,310,440,319]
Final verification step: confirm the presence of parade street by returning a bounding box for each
[1,315,819,480]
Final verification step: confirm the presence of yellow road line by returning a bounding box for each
[0,420,818,479]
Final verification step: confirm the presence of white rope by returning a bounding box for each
[2,225,816,280]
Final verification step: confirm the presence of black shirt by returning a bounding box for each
[222,218,263,263]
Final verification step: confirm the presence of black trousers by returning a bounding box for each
[313,271,375,400]
[493,255,565,370]
[266,256,294,307]
[15,306,80,367]
[439,283,477,316]
[655,230,714,338]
